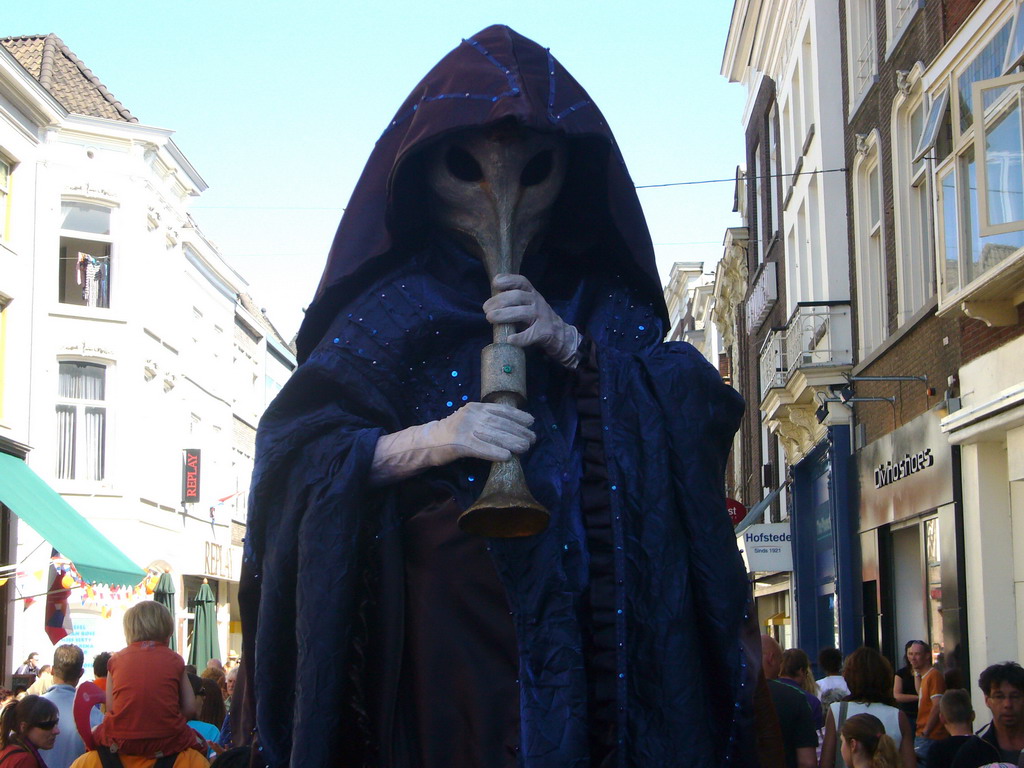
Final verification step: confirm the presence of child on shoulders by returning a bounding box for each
[92,601,204,758]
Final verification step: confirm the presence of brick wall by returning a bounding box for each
[842,0,946,346]
[944,0,985,39]
[737,75,789,508]
[960,304,1024,364]
[840,1,965,447]
[854,313,962,444]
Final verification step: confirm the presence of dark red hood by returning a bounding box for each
[297,24,665,362]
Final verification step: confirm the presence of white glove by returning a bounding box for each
[483,274,581,368]
[369,402,536,486]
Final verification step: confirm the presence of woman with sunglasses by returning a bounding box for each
[0,695,60,767]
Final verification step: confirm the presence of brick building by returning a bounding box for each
[724,0,1024,709]
[839,0,971,683]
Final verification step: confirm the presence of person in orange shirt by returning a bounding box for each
[92,654,111,694]
[908,640,949,765]
[68,750,207,768]
[92,602,203,759]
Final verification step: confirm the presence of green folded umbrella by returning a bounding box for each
[187,580,220,668]
[153,573,177,652]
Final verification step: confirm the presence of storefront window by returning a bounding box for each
[925,517,945,665]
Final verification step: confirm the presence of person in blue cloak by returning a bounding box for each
[240,24,763,768]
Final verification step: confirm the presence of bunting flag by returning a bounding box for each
[44,549,73,644]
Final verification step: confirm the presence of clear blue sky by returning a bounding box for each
[5,1,746,340]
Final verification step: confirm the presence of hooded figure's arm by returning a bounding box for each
[482,273,581,368]
[369,401,535,484]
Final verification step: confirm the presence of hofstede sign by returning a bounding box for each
[740,523,793,572]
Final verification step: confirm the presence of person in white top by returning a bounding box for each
[819,647,916,768]
[817,648,851,704]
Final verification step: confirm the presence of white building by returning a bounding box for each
[721,0,858,653]
[663,261,723,368]
[0,34,295,676]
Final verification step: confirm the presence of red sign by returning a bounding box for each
[182,448,201,504]
[726,498,747,526]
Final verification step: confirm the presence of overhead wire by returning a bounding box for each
[189,167,850,210]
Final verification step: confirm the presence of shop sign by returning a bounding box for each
[873,448,935,488]
[726,498,747,525]
[740,523,793,572]
[58,612,99,662]
[204,541,234,580]
[857,412,953,531]
[181,449,201,504]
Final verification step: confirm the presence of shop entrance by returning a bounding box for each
[883,512,951,672]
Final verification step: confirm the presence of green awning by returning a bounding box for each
[0,453,145,586]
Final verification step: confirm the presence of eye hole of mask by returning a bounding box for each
[445,146,484,183]
[520,150,554,187]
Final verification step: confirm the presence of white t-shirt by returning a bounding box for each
[816,675,850,697]
[828,700,903,747]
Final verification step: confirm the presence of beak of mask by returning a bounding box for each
[425,123,566,277]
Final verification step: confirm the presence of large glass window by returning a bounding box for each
[938,165,961,295]
[55,361,107,481]
[975,73,1024,237]
[928,10,1024,311]
[58,202,112,308]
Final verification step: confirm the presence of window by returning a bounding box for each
[55,361,107,481]
[801,33,814,139]
[58,202,112,308]
[893,73,935,323]
[887,0,921,54]
[975,73,1024,236]
[847,0,878,111]
[929,13,1024,317]
[791,62,804,161]
[769,103,782,239]
[0,296,8,421]
[853,135,887,356]
[753,140,765,263]
[0,157,9,241]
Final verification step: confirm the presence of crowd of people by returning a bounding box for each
[2,602,251,768]
[7,605,1024,767]
[760,635,1024,768]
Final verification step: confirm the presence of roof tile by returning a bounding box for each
[1,34,137,123]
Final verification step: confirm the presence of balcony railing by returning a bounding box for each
[759,302,853,400]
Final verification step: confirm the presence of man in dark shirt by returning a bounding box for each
[927,689,974,768]
[952,662,1024,768]
[761,635,817,768]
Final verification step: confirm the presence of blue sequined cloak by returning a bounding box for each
[240,25,762,768]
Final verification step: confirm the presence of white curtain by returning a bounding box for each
[54,405,76,479]
[58,362,105,400]
[84,407,105,480]
[56,363,106,480]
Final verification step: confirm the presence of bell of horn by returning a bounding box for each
[458,442,549,537]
